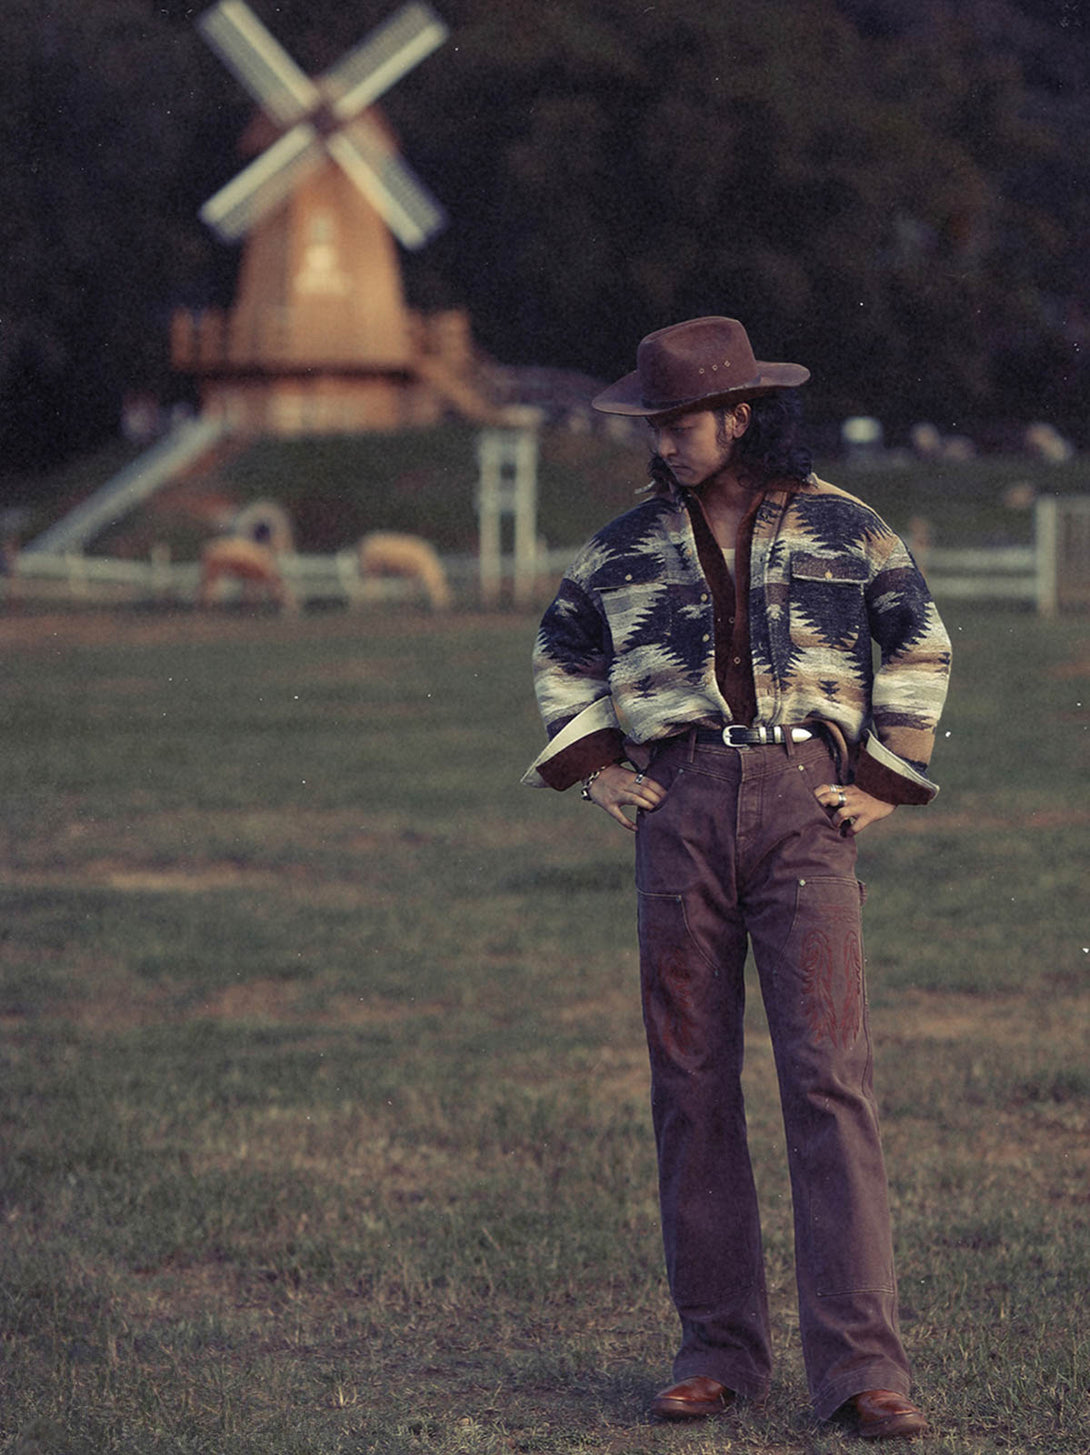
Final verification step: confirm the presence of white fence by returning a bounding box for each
[915,496,1090,614]
[5,496,1088,615]
[3,550,434,608]
[917,545,1038,604]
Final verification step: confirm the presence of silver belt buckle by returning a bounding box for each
[722,724,760,746]
[722,724,814,747]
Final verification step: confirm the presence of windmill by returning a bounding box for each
[173,1,499,434]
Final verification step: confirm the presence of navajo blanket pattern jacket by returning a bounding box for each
[523,477,952,805]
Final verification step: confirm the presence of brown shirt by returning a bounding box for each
[684,491,759,727]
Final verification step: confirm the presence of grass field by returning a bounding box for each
[1,598,1087,1455]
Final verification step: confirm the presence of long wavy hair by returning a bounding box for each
[647,389,813,496]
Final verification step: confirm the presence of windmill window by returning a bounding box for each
[296,210,349,296]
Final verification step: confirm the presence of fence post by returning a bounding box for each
[64,552,88,599]
[1034,496,1058,617]
[476,419,540,607]
[151,542,172,600]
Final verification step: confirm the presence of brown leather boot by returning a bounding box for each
[844,1389,929,1440]
[650,1375,735,1420]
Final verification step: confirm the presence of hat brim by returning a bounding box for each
[592,362,811,416]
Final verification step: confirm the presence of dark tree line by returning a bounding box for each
[2,0,1087,480]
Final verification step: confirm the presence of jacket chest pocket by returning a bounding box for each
[591,556,675,652]
[788,553,868,653]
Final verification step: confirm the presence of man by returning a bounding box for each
[523,318,950,1440]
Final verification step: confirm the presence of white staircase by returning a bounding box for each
[23,415,230,556]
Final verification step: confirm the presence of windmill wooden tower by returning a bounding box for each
[173,0,499,434]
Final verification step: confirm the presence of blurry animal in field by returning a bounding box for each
[1024,422,1074,464]
[910,422,976,461]
[198,524,296,611]
[1002,481,1037,511]
[358,531,451,610]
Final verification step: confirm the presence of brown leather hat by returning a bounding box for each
[592,316,810,417]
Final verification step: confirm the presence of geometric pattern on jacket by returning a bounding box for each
[525,476,951,803]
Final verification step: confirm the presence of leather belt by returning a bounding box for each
[691,724,814,747]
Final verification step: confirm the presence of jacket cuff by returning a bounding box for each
[535,729,626,791]
[854,732,939,806]
[522,696,623,788]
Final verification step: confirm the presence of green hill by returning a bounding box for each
[8,426,1089,562]
[80,427,652,562]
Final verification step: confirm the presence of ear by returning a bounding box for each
[731,402,752,438]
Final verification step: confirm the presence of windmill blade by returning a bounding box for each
[326,120,447,250]
[199,0,320,127]
[324,2,449,120]
[200,123,326,241]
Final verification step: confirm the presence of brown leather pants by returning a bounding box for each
[635,733,912,1418]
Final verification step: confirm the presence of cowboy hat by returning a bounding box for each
[592,316,810,417]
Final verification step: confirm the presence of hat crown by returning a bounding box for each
[591,315,809,416]
[638,318,759,409]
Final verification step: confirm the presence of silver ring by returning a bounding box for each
[836,791,847,808]
[634,772,645,785]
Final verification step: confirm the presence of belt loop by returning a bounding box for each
[687,725,697,763]
[783,725,796,759]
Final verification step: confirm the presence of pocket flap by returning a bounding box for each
[790,553,869,585]
[588,553,663,592]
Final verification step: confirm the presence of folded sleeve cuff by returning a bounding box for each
[522,697,624,789]
[535,729,625,790]
[854,731,939,806]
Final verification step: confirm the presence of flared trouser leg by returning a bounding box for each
[635,737,912,1416]
[637,860,772,1401]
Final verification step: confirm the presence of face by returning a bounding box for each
[648,405,750,487]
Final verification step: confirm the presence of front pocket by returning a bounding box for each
[633,765,708,895]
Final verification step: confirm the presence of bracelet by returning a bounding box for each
[580,765,611,801]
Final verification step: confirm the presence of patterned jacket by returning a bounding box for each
[524,476,951,805]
